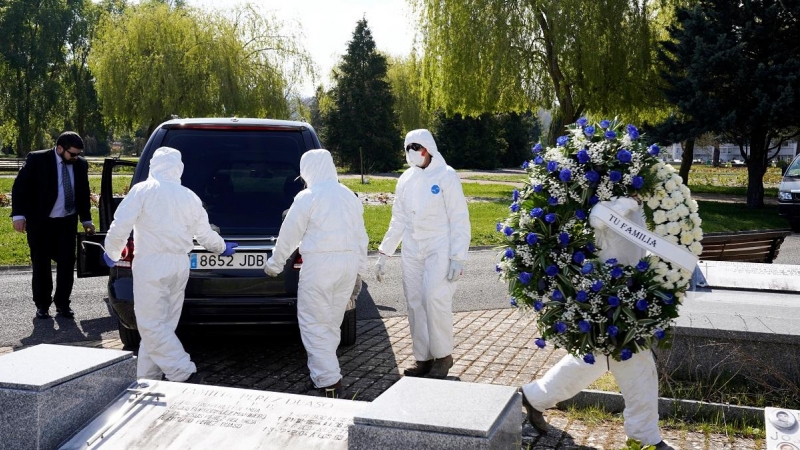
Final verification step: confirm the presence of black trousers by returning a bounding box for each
[26,215,78,310]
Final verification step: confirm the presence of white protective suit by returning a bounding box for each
[104,147,226,381]
[264,149,368,389]
[522,197,662,445]
[378,129,471,362]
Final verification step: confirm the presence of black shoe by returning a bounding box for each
[56,307,75,319]
[319,380,344,399]
[35,308,51,319]
[521,391,548,434]
[425,355,454,379]
[182,372,205,384]
[403,359,433,377]
[654,441,675,450]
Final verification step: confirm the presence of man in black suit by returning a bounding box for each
[11,131,95,319]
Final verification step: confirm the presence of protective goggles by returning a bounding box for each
[405,143,423,152]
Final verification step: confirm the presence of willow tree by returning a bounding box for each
[90,2,314,135]
[413,0,661,143]
[386,54,432,135]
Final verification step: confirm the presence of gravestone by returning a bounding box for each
[765,407,800,450]
[655,261,800,384]
[348,377,521,450]
[60,381,367,449]
[0,344,136,450]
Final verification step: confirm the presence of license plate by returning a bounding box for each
[189,252,268,270]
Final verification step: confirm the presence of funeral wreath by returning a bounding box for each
[496,118,703,362]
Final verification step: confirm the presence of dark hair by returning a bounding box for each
[56,131,83,151]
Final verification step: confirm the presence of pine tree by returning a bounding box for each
[659,0,800,207]
[325,19,402,173]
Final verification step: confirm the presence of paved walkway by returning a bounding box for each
[3,308,766,449]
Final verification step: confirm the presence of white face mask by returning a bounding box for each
[406,149,426,167]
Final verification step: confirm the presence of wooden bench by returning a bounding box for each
[0,158,23,172]
[699,229,792,263]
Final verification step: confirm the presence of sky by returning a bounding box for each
[187,0,419,97]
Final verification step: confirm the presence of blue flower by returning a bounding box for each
[519,272,533,284]
[648,144,660,156]
[584,125,596,137]
[620,348,633,361]
[556,135,569,146]
[610,267,623,279]
[504,226,514,236]
[547,161,558,172]
[577,149,591,164]
[606,258,618,265]
[559,168,572,182]
[577,117,588,127]
[617,149,632,163]
[535,338,546,348]
[607,295,620,307]
[636,260,649,272]
[581,262,594,275]
[589,195,599,205]
[526,233,538,245]
[573,251,585,264]
[609,170,622,182]
[521,160,529,169]
[592,280,604,292]
[504,248,515,259]
[585,170,600,183]
[533,184,544,193]
[558,232,570,246]
[512,189,520,201]
[532,143,543,153]
[575,209,586,220]
[530,207,544,218]
[534,156,544,165]
[545,213,557,223]
[599,120,611,129]
[662,293,675,305]
[510,203,520,213]
[554,321,568,334]
[586,242,596,252]
[509,297,518,307]
[583,353,595,364]
[578,320,591,333]
[548,196,559,206]
[496,222,503,232]
[576,290,588,302]
[626,124,640,139]
[654,329,666,340]
[636,299,648,311]
[534,301,544,311]
[545,265,559,277]
[552,290,564,301]
[495,264,501,273]
[632,176,644,190]
[607,325,619,337]
[605,130,617,140]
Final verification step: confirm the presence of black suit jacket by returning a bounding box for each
[10,148,92,225]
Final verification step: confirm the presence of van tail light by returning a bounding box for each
[293,255,302,270]
[115,238,135,268]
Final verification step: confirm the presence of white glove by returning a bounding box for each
[264,258,282,277]
[374,253,388,282]
[447,259,464,282]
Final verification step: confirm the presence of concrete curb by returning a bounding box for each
[559,389,765,426]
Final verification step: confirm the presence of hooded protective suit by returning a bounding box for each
[264,149,368,389]
[104,147,227,381]
[522,197,662,446]
[377,129,470,362]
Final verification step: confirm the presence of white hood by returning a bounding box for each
[404,129,446,171]
[300,149,338,188]
[148,147,184,183]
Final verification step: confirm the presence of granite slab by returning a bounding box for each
[694,261,800,293]
[60,381,368,450]
[349,377,521,450]
[0,344,136,450]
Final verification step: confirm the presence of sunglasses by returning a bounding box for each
[405,143,423,152]
[64,147,83,157]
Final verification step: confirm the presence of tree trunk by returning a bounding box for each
[746,130,768,208]
[713,142,720,167]
[679,139,694,184]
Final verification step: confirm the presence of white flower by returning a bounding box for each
[688,200,699,213]
[693,228,703,240]
[690,241,703,255]
[647,198,661,209]
[653,210,667,224]
[655,224,667,236]
[667,222,681,236]
[690,212,702,225]
[671,191,685,204]
[661,197,676,210]
[680,232,694,245]
[664,180,677,192]
[666,209,681,223]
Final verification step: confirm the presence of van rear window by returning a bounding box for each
[146,129,307,234]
